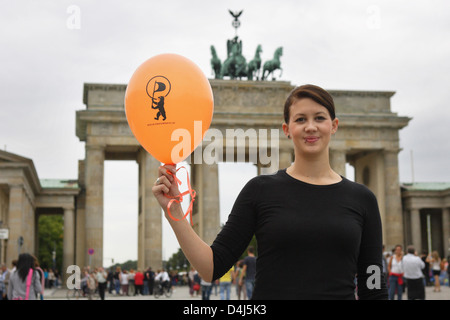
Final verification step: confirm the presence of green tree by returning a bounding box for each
[166,248,189,272]
[37,214,63,271]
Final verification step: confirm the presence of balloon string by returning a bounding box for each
[164,166,196,226]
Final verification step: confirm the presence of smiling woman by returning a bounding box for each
[153,84,388,300]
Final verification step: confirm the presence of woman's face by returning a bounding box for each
[282,98,338,157]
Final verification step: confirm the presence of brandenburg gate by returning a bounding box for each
[74,79,410,270]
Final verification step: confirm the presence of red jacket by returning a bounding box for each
[134,272,144,285]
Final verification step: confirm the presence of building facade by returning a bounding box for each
[402,183,450,257]
[0,150,79,273]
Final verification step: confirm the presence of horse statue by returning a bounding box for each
[220,37,247,79]
[262,47,283,81]
[210,45,222,79]
[247,44,262,80]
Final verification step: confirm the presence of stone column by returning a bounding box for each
[7,185,23,265]
[330,149,346,177]
[75,160,86,268]
[442,207,450,257]
[203,163,220,245]
[192,163,220,246]
[383,150,404,248]
[63,207,75,279]
[138,149,162,270]
[84,144,104,267]
[410,209,422,253]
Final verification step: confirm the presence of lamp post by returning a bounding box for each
[18,236,24,254]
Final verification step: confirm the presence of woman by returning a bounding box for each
[7,253,42,300]
[33,256,45,300]
[119,269,129,296]
[152,84,388,300]
[428,251,441,292]
[388,244,404,300]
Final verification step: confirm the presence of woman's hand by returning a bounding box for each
[152,164,184,220]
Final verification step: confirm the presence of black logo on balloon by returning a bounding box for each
[146,76,171,121]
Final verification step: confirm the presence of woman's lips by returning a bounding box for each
[305,136,319,143]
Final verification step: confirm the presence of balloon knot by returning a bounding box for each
[164,166,195,226]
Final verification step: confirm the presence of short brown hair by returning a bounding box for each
[284,84,336,124]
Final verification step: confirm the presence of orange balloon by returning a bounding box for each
[125,54,214,164]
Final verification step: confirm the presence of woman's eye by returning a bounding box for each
[295,117,305,122]
[316,116,326,121]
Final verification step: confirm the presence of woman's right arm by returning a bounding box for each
[152,165,214,282]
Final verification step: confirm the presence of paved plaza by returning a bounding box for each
[43,284,449,300]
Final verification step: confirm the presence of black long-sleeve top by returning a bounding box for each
[210,169,388,300]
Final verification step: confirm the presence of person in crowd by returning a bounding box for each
[0,264,8,300]
[219,266,234,300]
[421,252,431,286]
[239,246,256,299]
[200,277,212,300]
[48,269,56,288]
[119,269,129,296]
[134,269,144,295]
[113,266,121,295]
[155,269,170,293]
[144,267,155,295]
[234,260,247,300]
[107,267,114,294]
[427,251,442,292]
[86,270,97,300]
[43,268,48,288]
[7,253,42,300]
[188,267,197,297]
[32,257,45,300]
[96,267,108,300]
[53,269,60,288]
[447,255,450,288]
[2,260,17,300]
[388,244,404,300]
[402,245,425,300]
[381,245,388,288]
[128,269,135,296]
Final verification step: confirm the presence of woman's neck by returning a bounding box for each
[287,152,341,185]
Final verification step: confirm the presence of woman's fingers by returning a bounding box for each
[155,174,172,190]
[157,165,176,182]
[153,165,180,196]
[153,181,170,194]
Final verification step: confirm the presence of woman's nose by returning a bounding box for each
[304,120,317,132]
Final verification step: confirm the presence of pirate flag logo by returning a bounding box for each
[146,76,171,121]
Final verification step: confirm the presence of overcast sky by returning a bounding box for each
[1,0,450,265]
